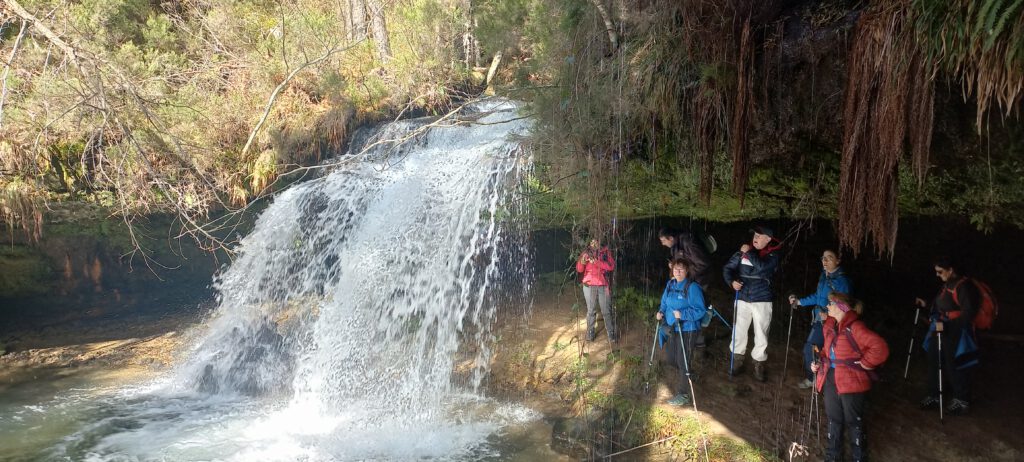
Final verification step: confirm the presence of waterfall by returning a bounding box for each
[53,99,537,461]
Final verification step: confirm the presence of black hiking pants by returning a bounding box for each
[926,321,973,402]
[823,368,867,462]
[665,329,698,394]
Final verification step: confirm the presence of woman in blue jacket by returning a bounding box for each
[657,258,707,406]
[788,249,852,389]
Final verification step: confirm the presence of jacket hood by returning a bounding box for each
[758,239,783,257]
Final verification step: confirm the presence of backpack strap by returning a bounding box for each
[940,278,969,320]
[836,322,881,380]
[842,325,863,357]
[944,277,969,306]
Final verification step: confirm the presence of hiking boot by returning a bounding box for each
[586,330,596,342]
[919,396,940,410]
[753,360,767,382]
[729,354,746,376]
[796,378,814,389]
[667,393,691,406]
[946,399,970,415]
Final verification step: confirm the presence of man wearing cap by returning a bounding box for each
[722,224,781,381]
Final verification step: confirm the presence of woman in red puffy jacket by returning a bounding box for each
[576,238,616,342]
[811,292,889,462]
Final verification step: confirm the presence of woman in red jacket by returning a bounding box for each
[811,292,889,462]
[576,238,616,342]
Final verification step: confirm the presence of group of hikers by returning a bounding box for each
[575,225,986,462]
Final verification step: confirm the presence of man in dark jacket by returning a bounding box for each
[723,224,781,381]
[658,227,712,287]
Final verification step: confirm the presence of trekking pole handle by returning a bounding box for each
[810,346,821,375]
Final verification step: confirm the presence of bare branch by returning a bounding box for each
[239,38,364,159]
[2,0,82,66]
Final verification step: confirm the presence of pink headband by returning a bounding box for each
[833,301,852,313]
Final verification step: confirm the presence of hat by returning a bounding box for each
[749,224,774,238]
[833,300,852,313]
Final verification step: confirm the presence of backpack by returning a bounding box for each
[947,277,999,330]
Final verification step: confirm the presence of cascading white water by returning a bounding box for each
[42,99,540,461]
[182,97,532,413]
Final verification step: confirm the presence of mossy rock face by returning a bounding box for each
[1,207,223,327]
[0,245,56,298]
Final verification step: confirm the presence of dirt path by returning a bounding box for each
[487,284,1024,461]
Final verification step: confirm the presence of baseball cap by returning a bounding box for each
[750,224,774,238]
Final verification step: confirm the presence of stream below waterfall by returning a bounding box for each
[0,365,569,461]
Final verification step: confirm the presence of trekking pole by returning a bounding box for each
[729,290,739,376]
[781,300,797,384]
[710,306,732,329]
[678,327,711,462]
[936,322,944,422]
[810,346,821,442]
[644,323,659,394]
[813,386,821,442]
[903,306,921,379]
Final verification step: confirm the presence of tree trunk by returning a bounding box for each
[365,0,392,64]
[484,51,502,93]
[588,0,618,51]
[460,0,480,68]
[0,19,28,129]
[349,0,367,39]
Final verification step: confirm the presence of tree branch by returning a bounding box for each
[2,0,82,66]
[239,39,364,159]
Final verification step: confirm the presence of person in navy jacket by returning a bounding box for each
[656,258,706,406]
[789,249,852,389]
[722,224,781,381]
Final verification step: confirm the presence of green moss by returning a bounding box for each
[527,154,801,228]
[0,246,56,298]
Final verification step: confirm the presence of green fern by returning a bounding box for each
[984,0,1024,50]
[978,0,1001,36]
